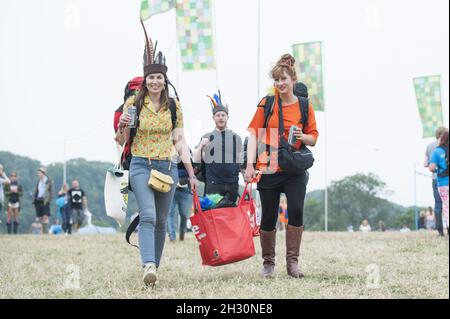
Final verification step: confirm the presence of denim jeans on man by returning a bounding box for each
[130,157,178,267]
[167,186,193,241]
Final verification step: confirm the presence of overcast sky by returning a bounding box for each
[0,0,449,207]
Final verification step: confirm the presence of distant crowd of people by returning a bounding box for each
[352,126,449,236]
[0,164,89,235]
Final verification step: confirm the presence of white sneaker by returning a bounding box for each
[143,263,157,285]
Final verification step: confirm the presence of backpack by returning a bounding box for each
[437,145,449,178]
[114,77,144,132]
[242,82,309,169]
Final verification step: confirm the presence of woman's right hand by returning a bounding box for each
[244,165,256,183]
[200,138,210,150]
[119,113,132,128]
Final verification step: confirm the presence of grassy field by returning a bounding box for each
[0,231,448,299]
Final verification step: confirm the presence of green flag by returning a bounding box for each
[140,0,175,21]
[292,41,325,111]
[413,75,444,138]
[176,0,215,71]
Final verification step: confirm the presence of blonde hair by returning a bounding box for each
[270,54,297,81]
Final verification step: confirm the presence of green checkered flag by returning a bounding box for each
[140,0,175,21]
[176,0,215,71]
[292,41,325,111]
[413,75,444,138]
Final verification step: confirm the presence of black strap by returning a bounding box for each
[277,96,309,135]
[299,96,309,129]
[278,96,285,135]
[233,133,237,163]
[125,215,140,249]
[168,98,177,130]
[263,96,275,129]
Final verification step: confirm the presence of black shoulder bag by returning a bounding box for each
[277,96,315,174]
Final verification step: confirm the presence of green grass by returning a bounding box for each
[0,231,448,299]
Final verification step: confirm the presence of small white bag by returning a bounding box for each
[104,143,129,227]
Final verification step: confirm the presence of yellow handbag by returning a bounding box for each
[148,169,174,193]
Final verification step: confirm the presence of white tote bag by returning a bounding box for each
[104,143,129,227]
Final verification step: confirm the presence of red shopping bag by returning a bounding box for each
[238,182,260,237]
[190,189,255,267]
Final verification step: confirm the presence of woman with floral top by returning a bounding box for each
[116,20,197,286]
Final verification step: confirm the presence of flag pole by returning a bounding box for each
[63,139,67,186]
[212,0,219,89]
[413,162,418,230]
[321,41,328,232]
[255,0,262,208]
[175,30,180,90]
[257,0,261,101]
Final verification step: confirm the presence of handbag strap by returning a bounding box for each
[192,190,203,215]
[238,182,253,206]
[115,142,126,170]
[125,215,140,249]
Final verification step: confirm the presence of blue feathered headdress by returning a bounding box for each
[207,90,228,115]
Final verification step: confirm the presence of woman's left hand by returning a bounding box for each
[189,176,198,193]
[293,127,305,141]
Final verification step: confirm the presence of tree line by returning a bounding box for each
[0,151,415,233]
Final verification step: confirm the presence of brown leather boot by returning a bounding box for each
[286,225,305,278]
[260,230,277,278]
[179,232,185,241]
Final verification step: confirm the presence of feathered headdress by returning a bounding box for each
[141,19,168,77]
[207,90,229,115]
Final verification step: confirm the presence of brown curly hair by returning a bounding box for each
[270,54,297,81]
[438,130,449,147]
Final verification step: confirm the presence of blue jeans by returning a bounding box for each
[130,157,178,267]
[61,204,72,234]
[167,187,193,240]
[433,179,444,235]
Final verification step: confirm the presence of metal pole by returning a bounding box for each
[175,42,180,90]
[257,0,261,100]
[324,142,328,232]
[414,163,418,230]
[212,0,219,89]
[321,41,328,232]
